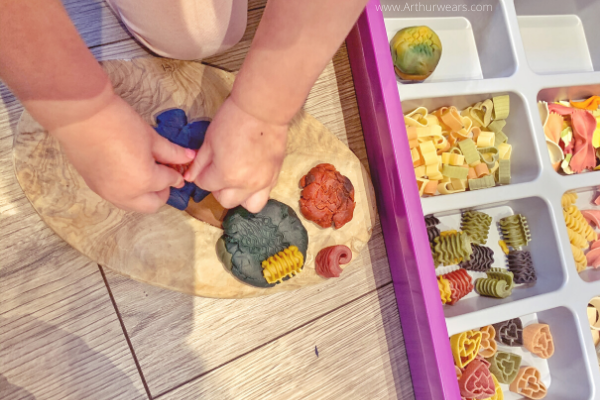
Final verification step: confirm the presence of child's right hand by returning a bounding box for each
[50,94,195,213]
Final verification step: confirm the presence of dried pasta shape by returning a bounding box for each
[475,268,514,298]
[460,244,494,272]
[478,325,498,358]
[438,275,452,305]
[444,269,473,305]
[499,214,532,249]
[450,330,482,368]
[507,250,536,284]
[564,206,597,241]
[487,350,522,384]
[561,192,578,208]
[571,244,588,272]
[432,232,472,267]
[489,374,504,400]
[458,358,495,399]
[261,246,304,284]
[568,227,588,249]
[468,175,495,190]
[523,323,554,359]
[493,318,523,346]
[461,211,492,245]
[509,366,547,399]
[425,215,441,244]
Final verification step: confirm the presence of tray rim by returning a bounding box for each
[346,1,460,398]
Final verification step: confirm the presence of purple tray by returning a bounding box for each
[346,1,460,398]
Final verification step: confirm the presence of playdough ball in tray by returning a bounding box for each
[390,26,442,81]
[217,199,309,288]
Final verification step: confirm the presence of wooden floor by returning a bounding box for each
[0,1,415,399]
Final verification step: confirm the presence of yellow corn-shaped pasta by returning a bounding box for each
[262,246,304,284]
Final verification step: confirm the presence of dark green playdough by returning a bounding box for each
[218,199,309,288]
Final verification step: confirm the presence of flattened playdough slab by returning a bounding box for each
[13,58,375,298]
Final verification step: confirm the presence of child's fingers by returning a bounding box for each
[212,188,251,210]
[125,191,169,214]
[152,134,196,165]
[184,141,213,182]
[150,163,185,191]
[241,187,271,213]
[194,162,227,193]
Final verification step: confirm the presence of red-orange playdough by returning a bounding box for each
[299,163,356,229]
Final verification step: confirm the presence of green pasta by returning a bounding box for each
[487,267,515,289]
[475,268,514,298]
[477,146,499,169]
[432,232,472,267]
[461,210,493,245]
[468,175,495,190]
[492,95,510,120]
[442,164,469,179]
[499,214,531,249]
[497,159,510,184]
[458,139,479,165]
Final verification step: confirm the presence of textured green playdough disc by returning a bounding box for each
[218,199,309,288]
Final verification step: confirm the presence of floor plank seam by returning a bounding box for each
[153,280,394,399]
[99,264,154,400]
[88,37,133,51]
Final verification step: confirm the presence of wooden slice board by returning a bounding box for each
[13,58,375,298]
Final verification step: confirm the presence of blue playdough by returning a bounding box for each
[153,109,211,210]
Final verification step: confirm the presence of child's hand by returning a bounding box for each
[51,94,195,213]
[184,97,288,213]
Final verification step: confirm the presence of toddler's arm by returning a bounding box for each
[186,0,369,212]
[0,0,194,213]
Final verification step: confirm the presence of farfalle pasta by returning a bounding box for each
[405,96,512,196]
[539,96,600,175]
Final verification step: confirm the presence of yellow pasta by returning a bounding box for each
[438,276,452,305]
[262,246,304,284]
[561,192,578,208]
[571,244,588,272]
[498,143,512,160]
[568,228,588,249]
[404,98,512,196]
[419,141,438,165]
[476,131,495,148]
[414,165,426,178]
[564,206,597,241]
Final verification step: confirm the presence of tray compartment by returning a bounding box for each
[560,188,600,283]
[432,197,565,319]
[380,0,515,83]
[401,91,541,191]
[451,307,591,400]
[515,0,600,75]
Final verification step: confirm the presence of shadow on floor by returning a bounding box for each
[0,314,143,400]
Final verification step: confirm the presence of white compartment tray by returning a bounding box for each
[379,0,600,398]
